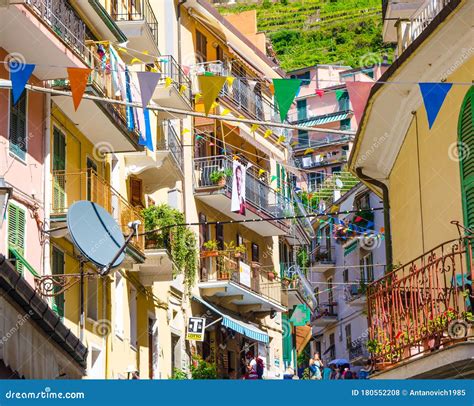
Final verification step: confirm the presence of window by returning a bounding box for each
[360,253,374,283]
[87,275,98,321]
[215,223,224,250]
[196,30,207,62]
[343,269,349,284]
[9,90,27,160]
[114,273,124,338]
[340,118,351,130]
[7,203,26,273]
[296,99,307,121]
[329,333,335,359]
[86,158,98,202]
[199,213,209,248]
[314,287,320,306]
[331,166,341,174]
[129,286,137,348]
[51,246,65,318]
[295,71,310,85]
[53,128,66,211]
[251,243,259,262]
[355,193,370,210]
[337,91,350,111]
[308,172,324,191]
[216,45,224,62]
[345,324,352,350]
[298,130,309,147]
[129,177,143,207]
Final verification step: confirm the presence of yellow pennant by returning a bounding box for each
[211,101,219,110]
[290,141,299,147]
[238,115,245,119]
[179,84,187,95]
[221,108,231,116]
[182,128,190,135]
[264,129,272,138]
[232,155,239,161]
[194,93,202,104]
[258,169,266,177]
[130,57,143,65]
[277,135,286,144]
[165,77,173,88]
[197,76,227,115]
[226,76,235,87]
[275,187,281,193]
[250,124,259,133]
[304,148,314,155]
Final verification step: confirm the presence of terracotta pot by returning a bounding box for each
[217,177,226,187]
[200,250,219,258]
[234,252,242,259]
[267,271,275,281]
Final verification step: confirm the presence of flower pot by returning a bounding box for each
[217,178,226,187]
[267,271,276,281]
[200,250,219,258]
[234,252,242,259]
[282,278,291,287]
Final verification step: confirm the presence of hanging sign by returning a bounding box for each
[239,261,251,288]
[186,317,206,341]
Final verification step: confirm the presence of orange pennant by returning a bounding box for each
[67,68,92,111]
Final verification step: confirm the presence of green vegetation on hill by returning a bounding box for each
[218,0,394,71]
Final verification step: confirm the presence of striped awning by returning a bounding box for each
[193,296,269,343]
[299,112,351,128]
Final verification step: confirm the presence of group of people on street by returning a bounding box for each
[241,352,265,380]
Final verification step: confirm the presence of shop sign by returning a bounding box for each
[239,261,251,288]
[186,317,206,341]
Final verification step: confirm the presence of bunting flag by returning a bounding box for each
[67,67,92,111]
[136,72,160,109]
[273,79,302,122]
[270,175,278,183]
[141,108,154,151]
[258,169,266,177]
[221,108,231,116]
[316,89,324,98]
[211,101,219,110]
[335,89,346,100]
[269,83,275,95]
[226,76,235,87]
[290,141,299,147]
[264,129,272,138]
[195,135,203,141]
[165,77,173,88]
[304,148,314,155]
[198,76,227,115]
[194,93,202,104]
[277,135,286,144]
[9,62,35,105]
[250,124,259,133]
[130,57,143,65]
[345,81,374,125]
[419,83,453,129]
[179,84,187,95]
[182,128,190,134]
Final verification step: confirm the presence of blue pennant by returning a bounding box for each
[10,62,35,105]
[419,83,453,129]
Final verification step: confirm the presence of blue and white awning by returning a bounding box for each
[193,296,269,343]
[298,112,351,127]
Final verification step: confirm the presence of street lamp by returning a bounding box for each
[0,178,12,229]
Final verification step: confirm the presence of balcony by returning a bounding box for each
[111,0,159,60]
[368,238,474,377]
[124,121,184,192]
[51,170,145,255]
[349,338,370,365]
[344,283,367,307]
[0,0,90,79]
[311,302,338,326]
[198,252,285,312]
[193,155,292,236]
[294,148,349,170]
[49,44,142,152]
[309,245,336,274]
[289,109,353,127]
[151,55,193,119]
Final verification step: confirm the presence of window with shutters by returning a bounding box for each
[9,90,27,160]
[115,273,124,338]
[345,324,352,350]
[51,246,65,318]
[87,274,98,321]
[7,203,26,274]
[129,177,143,207]
[459,87,474,231]
[196,30,207,62]
[53,127,66,211]
[129,286,137,348]
[297,99,307,121]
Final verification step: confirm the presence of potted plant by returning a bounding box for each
[267,269,276,281]
[282,275,292,288]
[251,261,261,269]
[234,244,246,259]
[209,168,232,187]
[201,240,219,258]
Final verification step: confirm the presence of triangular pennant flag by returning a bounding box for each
[197,76,227,115]
[304,148,314,155]
[67,67,92,111]
[194,93,202,104]
[270,175,278,183]
[141,108,154,151]
[130,57,143,65]
[345,81,374,125]
[258,169,266,177]
[136,72,161,108]
[273,79,302,122]
[204,72,214,76]
[335,89,346,100]
[264,129,272,138]
[354,216,363,222]
[165,77,173,88]
[419,83,453,129]
[9,62,35,105]
[226,77,235,87]
[182,128,190,135]
[290,141,299,147]
[316,89,324,98]
[179,84,187,95]
[250,124,259,133]
[221,108,231,116]
[195,135,203,141]
[277,135,286,144]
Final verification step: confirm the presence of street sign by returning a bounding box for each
[186,317,206,341]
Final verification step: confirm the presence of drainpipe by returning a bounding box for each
[43,93,51,277]
[355,168,392,273]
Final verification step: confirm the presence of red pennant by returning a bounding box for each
[354,216,363,222]
[316,89,324,98]
[345,81,374,125]
[67,67,92,111]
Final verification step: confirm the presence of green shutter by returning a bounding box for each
[7,204,26,273]
[52,127,66,212]
[51,247,65,318]
[9,90,27,160]
[459,87,474,231]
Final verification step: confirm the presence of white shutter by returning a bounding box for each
[114,274,124,338]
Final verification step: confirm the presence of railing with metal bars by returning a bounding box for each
[193,155,294,220]
[199,251,283,304]
[160,121,184,172]
[157,55,192,105]
[349,338,369,361]
[367,236,473,366]
[111,0,159,46]
[51,170,145,252]
[294,148,349,170]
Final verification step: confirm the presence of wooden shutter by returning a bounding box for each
[9,90,27,160]
[459,87,474,230]
[53,127,66,211]
[51,247,65,318]
[8,204,26,273]
[130,177,143,207]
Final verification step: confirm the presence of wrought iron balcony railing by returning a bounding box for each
[25,0,88,59]
[349,338,369,361]
[199,251,283,305]
[160,121,184,173]
[294,148,349,170]
[157,55,193,105]
[51,170,145,252]
[367,237,473,366]
[193,155,294,220]
[111,0,159,46]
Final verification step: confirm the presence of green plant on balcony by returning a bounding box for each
[191,356,217,379]
[202,239,219,258]
[171,368,188,380]
[297,247,309,269]
[358,280,367,295]
[141,204,198,290]
[209,168,233,187]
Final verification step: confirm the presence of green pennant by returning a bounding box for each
[335,89,347,100]
[273,78,302,122]
[270,175,278,183]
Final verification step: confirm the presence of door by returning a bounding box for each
[459,87,474,231]
[51,246,65,318]
[86,157,98,203]
[52,127,66,212]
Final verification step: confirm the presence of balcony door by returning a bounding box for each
[52,127,66,212]
[86,157,98,203]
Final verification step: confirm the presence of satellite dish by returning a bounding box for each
[67,201,126,269]
[335,178,343,189]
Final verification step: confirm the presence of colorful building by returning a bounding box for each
[350,0,474,378]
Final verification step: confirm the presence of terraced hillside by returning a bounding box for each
[218,0,394,71]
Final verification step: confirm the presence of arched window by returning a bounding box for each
[459,86,474,230]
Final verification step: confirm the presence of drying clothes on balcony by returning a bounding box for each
[109,46,126,99]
